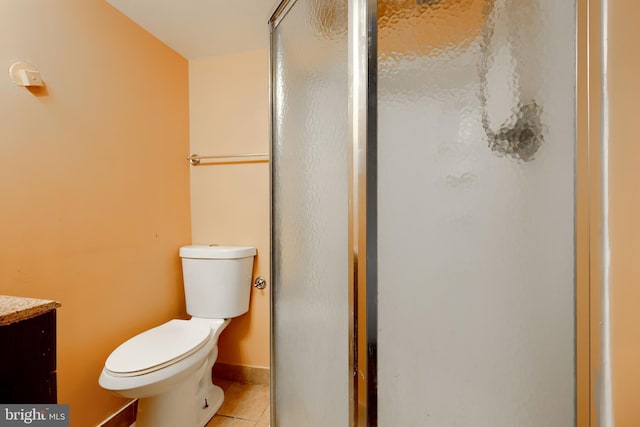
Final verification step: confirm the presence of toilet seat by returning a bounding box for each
[105,319,211,377]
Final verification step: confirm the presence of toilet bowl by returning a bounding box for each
[99,245,256,427]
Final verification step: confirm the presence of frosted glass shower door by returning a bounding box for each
[270,1,349,426]
[376,1,577,426]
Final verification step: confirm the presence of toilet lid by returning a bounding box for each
[105,319,211,375]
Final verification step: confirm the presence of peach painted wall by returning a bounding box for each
[189,49,270,369]
[607,1,640,426]
[0,1,190,425]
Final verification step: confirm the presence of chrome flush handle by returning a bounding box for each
[254,277,267,289]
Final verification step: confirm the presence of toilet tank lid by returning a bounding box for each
[180,245,256,259]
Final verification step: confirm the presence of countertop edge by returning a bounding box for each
[0,297,61,326]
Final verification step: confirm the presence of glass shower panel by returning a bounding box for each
[377,0,576,425]
[272,0,349,425]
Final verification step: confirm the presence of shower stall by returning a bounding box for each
[269,0,587,425]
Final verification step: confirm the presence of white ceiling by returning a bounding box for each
[106,0,277,60]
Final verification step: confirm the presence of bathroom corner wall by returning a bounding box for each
[0,1,190,425]
[189,49,270,369]
[608,1,640,425]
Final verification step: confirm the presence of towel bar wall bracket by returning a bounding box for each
[186,153,269,166]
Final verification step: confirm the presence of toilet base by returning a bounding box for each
[134,355,223,427]
[136,385,223,427]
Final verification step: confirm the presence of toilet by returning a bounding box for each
[99,245,256,427]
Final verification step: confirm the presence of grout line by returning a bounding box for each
[207,380,270,426]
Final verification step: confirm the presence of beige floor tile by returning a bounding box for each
[205,415,254,427]
[217,383,270,421]
[256,404,271,426]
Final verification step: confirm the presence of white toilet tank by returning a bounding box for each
[179,245,256,319]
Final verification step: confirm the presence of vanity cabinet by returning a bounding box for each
[0,297,60,403]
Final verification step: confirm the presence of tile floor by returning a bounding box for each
[206,378,270,427]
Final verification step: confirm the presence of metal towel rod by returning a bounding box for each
[186,152,269,166]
